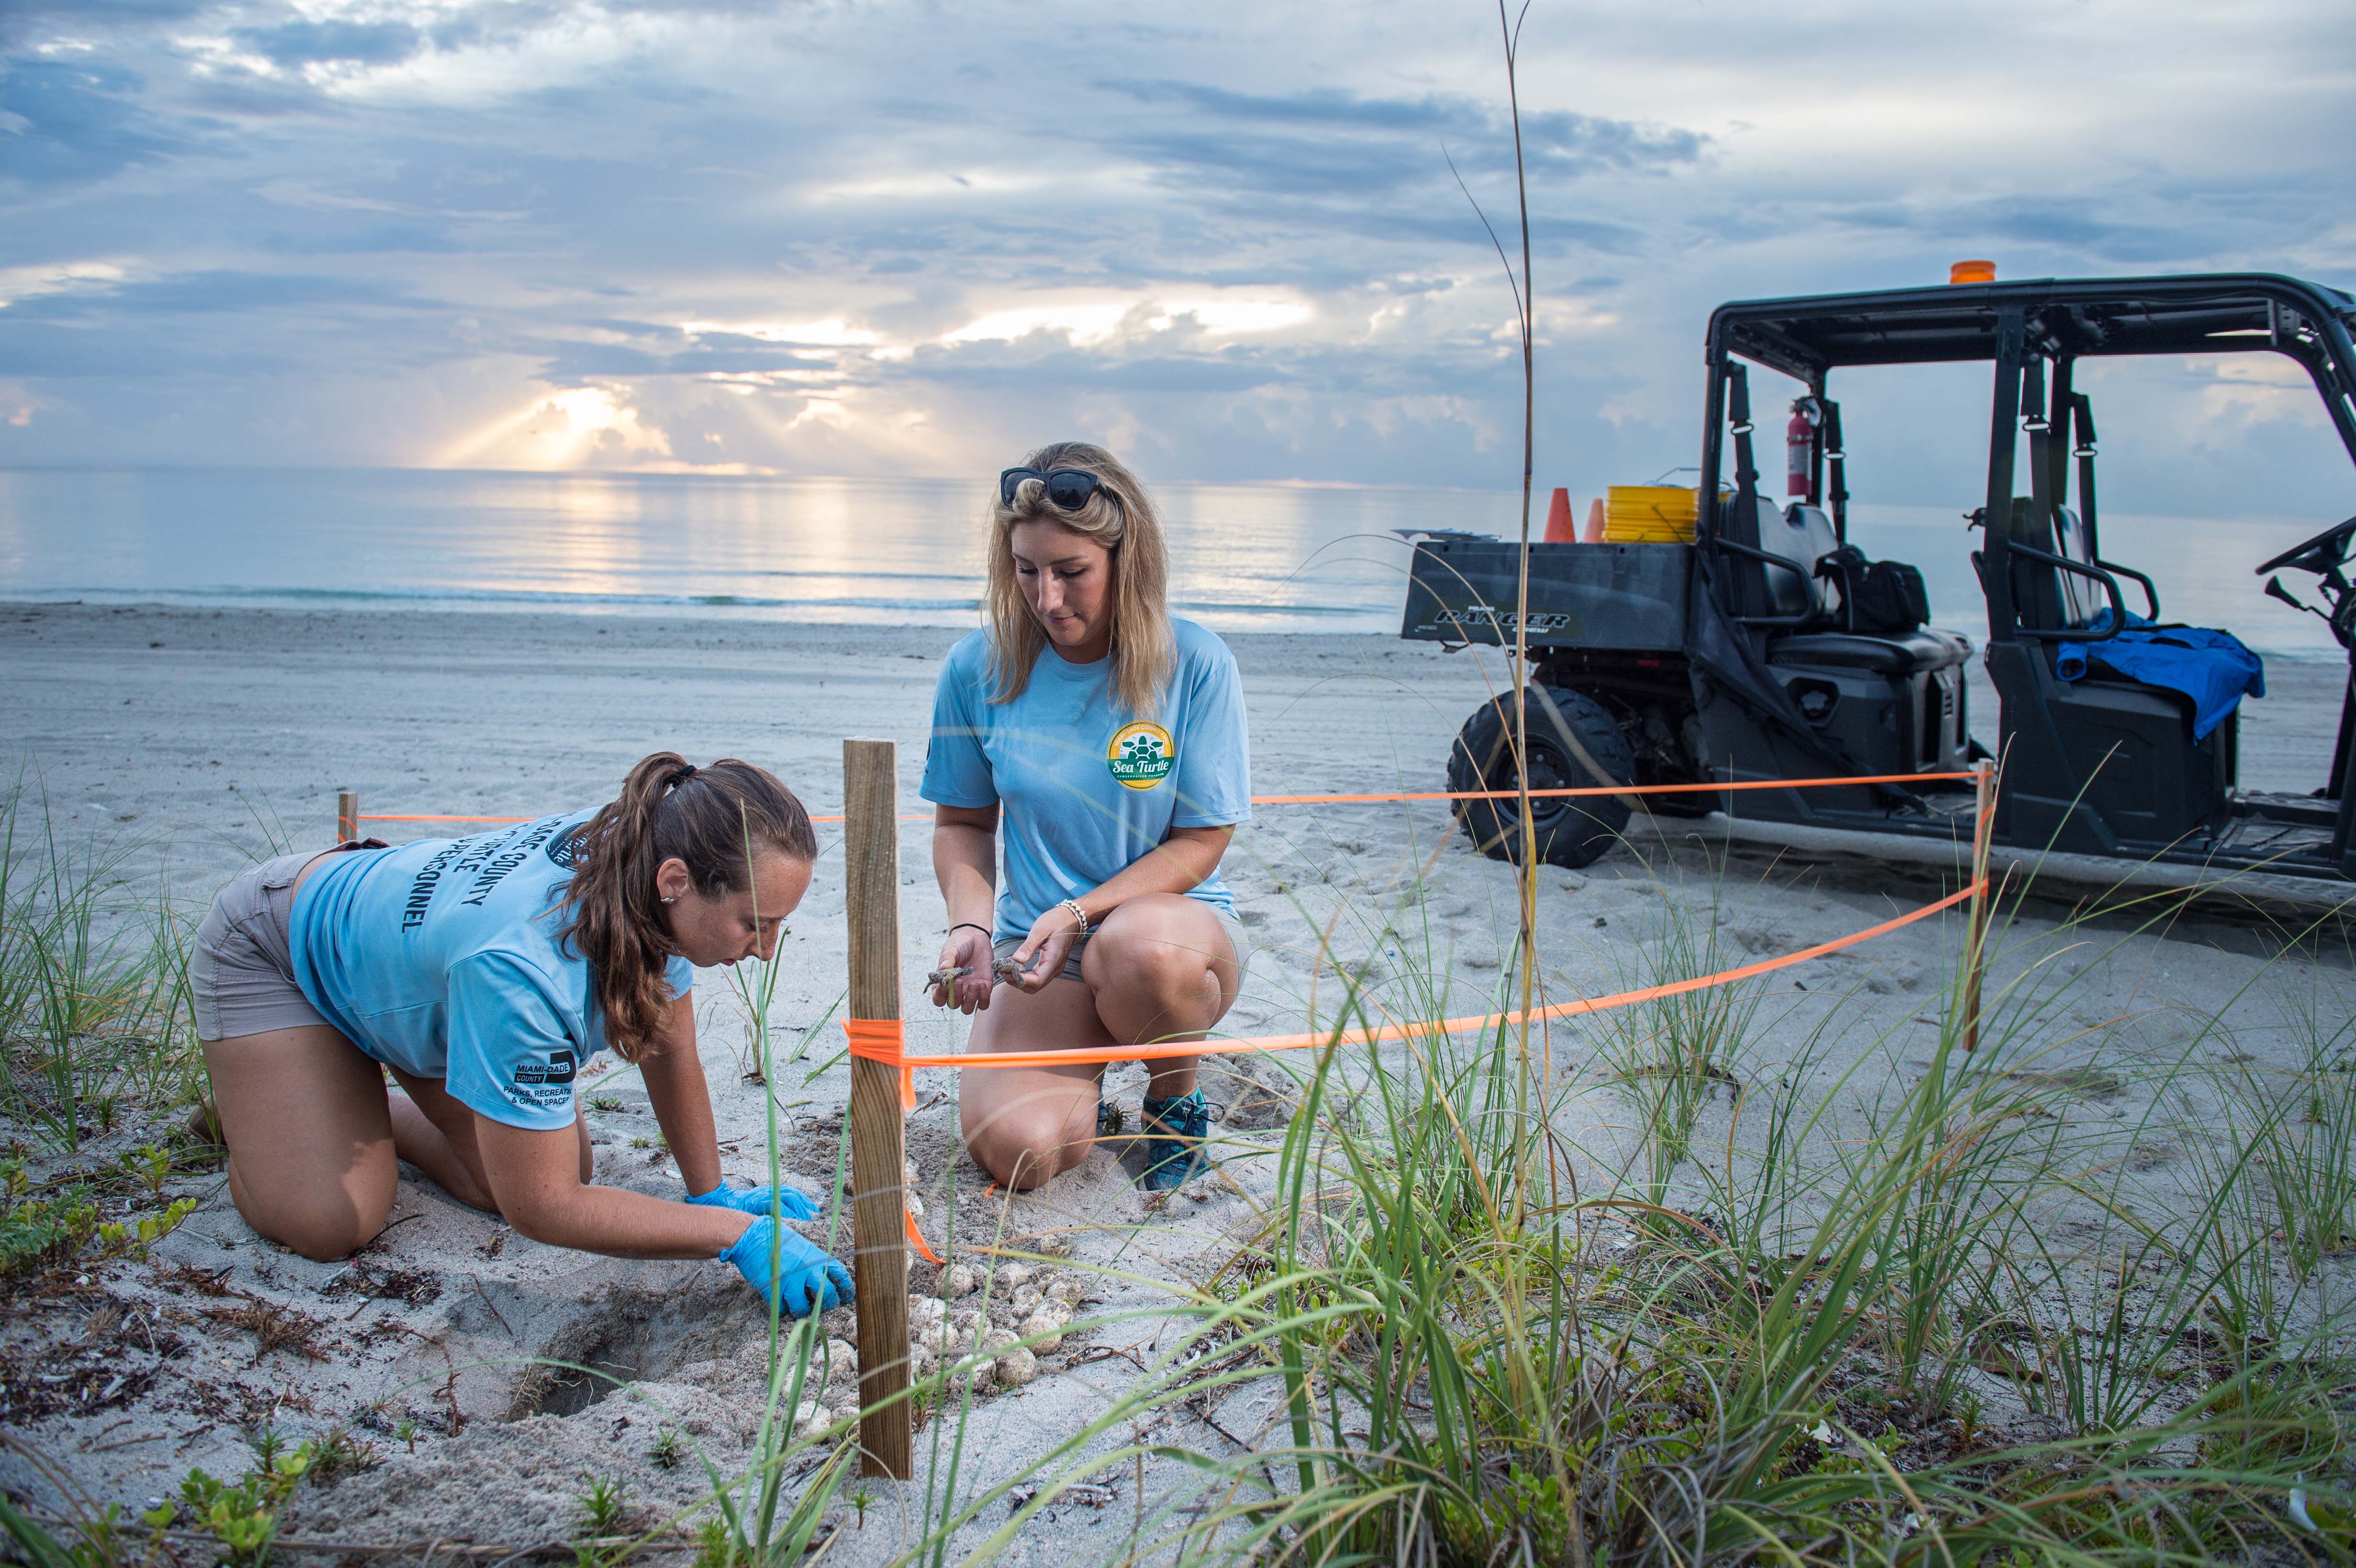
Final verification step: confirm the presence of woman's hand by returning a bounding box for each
[1004,904,1083,993]
[932,805,1000,1012]
[930,925,997,1014]
[686,1181,820,1221]
[721,1216,854,1317]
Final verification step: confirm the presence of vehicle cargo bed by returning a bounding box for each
[1400,538,1691,651]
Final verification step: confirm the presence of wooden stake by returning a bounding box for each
[842,738,911,1479]
[1962,759,1995,1053]
[337,789,359,842]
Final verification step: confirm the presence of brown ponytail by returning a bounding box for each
[557,751,818,1060]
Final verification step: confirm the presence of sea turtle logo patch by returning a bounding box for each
[545,826,586,870]
[1106,721,1176,791]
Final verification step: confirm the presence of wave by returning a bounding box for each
[9,582,983,612]
[5,581,1392,623]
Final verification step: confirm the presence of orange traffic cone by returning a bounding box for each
[1542,487,1575,543]
[1580,498,1605,542]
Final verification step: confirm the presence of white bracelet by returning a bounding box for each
[1059,898,1091,939]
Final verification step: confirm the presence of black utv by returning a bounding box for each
[1403,272,2356,880]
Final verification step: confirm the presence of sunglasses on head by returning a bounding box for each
[1000,467,1104,510]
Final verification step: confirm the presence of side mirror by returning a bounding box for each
[2266,574,2308,611]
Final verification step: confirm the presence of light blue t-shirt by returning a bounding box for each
[290,811,695,1131]
[921,616,1252,942]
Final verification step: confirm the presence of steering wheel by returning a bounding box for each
[2255,513,2356,577]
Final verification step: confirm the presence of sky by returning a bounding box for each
[2,0,2354,512]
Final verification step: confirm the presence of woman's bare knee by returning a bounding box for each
[204,1023,399,1260]
[1085,903,1235,1031]
[958,980,1117,1191]
[963,1099,1089,1189]
[276,1219,378,1263]
[229,1162,390,1262]
[970,1132,1067,1190]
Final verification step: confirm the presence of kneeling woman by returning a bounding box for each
[926,442,1251,1191]
[192,753,851,1316]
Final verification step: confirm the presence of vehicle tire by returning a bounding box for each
[1447,685,1637,869]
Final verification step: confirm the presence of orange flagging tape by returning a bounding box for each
[356,767,1983,828]
[844,1018,916,1112]
[833,1018,942,1262]
[905,1204,942,1265]
[1256,769,1976,806]
[847,881,1981,1075]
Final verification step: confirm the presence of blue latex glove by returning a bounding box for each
[721,1217,853,1318]
[687,1181,820,1222]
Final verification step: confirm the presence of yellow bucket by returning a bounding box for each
[1603,485,1699,543]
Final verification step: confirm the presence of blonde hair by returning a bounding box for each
[984,441,1175,717]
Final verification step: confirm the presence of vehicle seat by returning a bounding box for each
[1974,500,2245,759]
[1978,499,2104,632]
[1768,629,1966,675]
[1757,502,1967,670]
[1750,503,1972,775]
[2046,503,2107,627]
[1745,499,1842,621]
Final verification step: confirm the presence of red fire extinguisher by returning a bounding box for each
[1787,396,1819,499]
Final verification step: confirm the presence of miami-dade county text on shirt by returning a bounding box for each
[292,811,694,1130]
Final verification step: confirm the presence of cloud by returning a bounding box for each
[436,384,672,468]
[1089,79,1701,253]
[0,319,286,377]
[5,269,429,320]
[1103,80,1705,177]
[0,0,210,50]
[230,18,426,69]
[0,0,2348,508]
[1823,195,2212,266]
[0,59,182,185]
[257,224,464,255]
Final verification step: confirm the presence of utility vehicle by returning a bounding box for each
[1403,272,2356,879]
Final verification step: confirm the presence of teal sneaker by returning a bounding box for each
[1139,1089,1211,1191]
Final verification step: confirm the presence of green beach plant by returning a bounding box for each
[4,727,2353,1568]
[0,780,209,1148]
[1592,844,1771,1220]
[1118,876,2354,1565]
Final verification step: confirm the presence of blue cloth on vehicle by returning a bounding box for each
[2054,615,2265,741]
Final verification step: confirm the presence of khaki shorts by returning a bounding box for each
[191,844,378,1042]
[992,906,1251,988]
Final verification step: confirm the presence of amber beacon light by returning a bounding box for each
[1949,259,1997,284]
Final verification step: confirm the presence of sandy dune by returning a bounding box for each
[2,602,2349,1561]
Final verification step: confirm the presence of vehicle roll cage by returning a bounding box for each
[1693,273,2356,647]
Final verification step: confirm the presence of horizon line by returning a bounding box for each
[0,462,1527,494]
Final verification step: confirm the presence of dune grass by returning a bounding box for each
[1052,838,2355,1566]
[572,810,2350,1568]
[5,769,2353,1567]
[0,781,208,1152]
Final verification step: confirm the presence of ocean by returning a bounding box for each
[0,467,2343,656]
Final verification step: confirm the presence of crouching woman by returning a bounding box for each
[925,442,1252,1192]
[191,752,851,1317]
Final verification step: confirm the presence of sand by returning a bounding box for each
[2,600,2351,1562]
